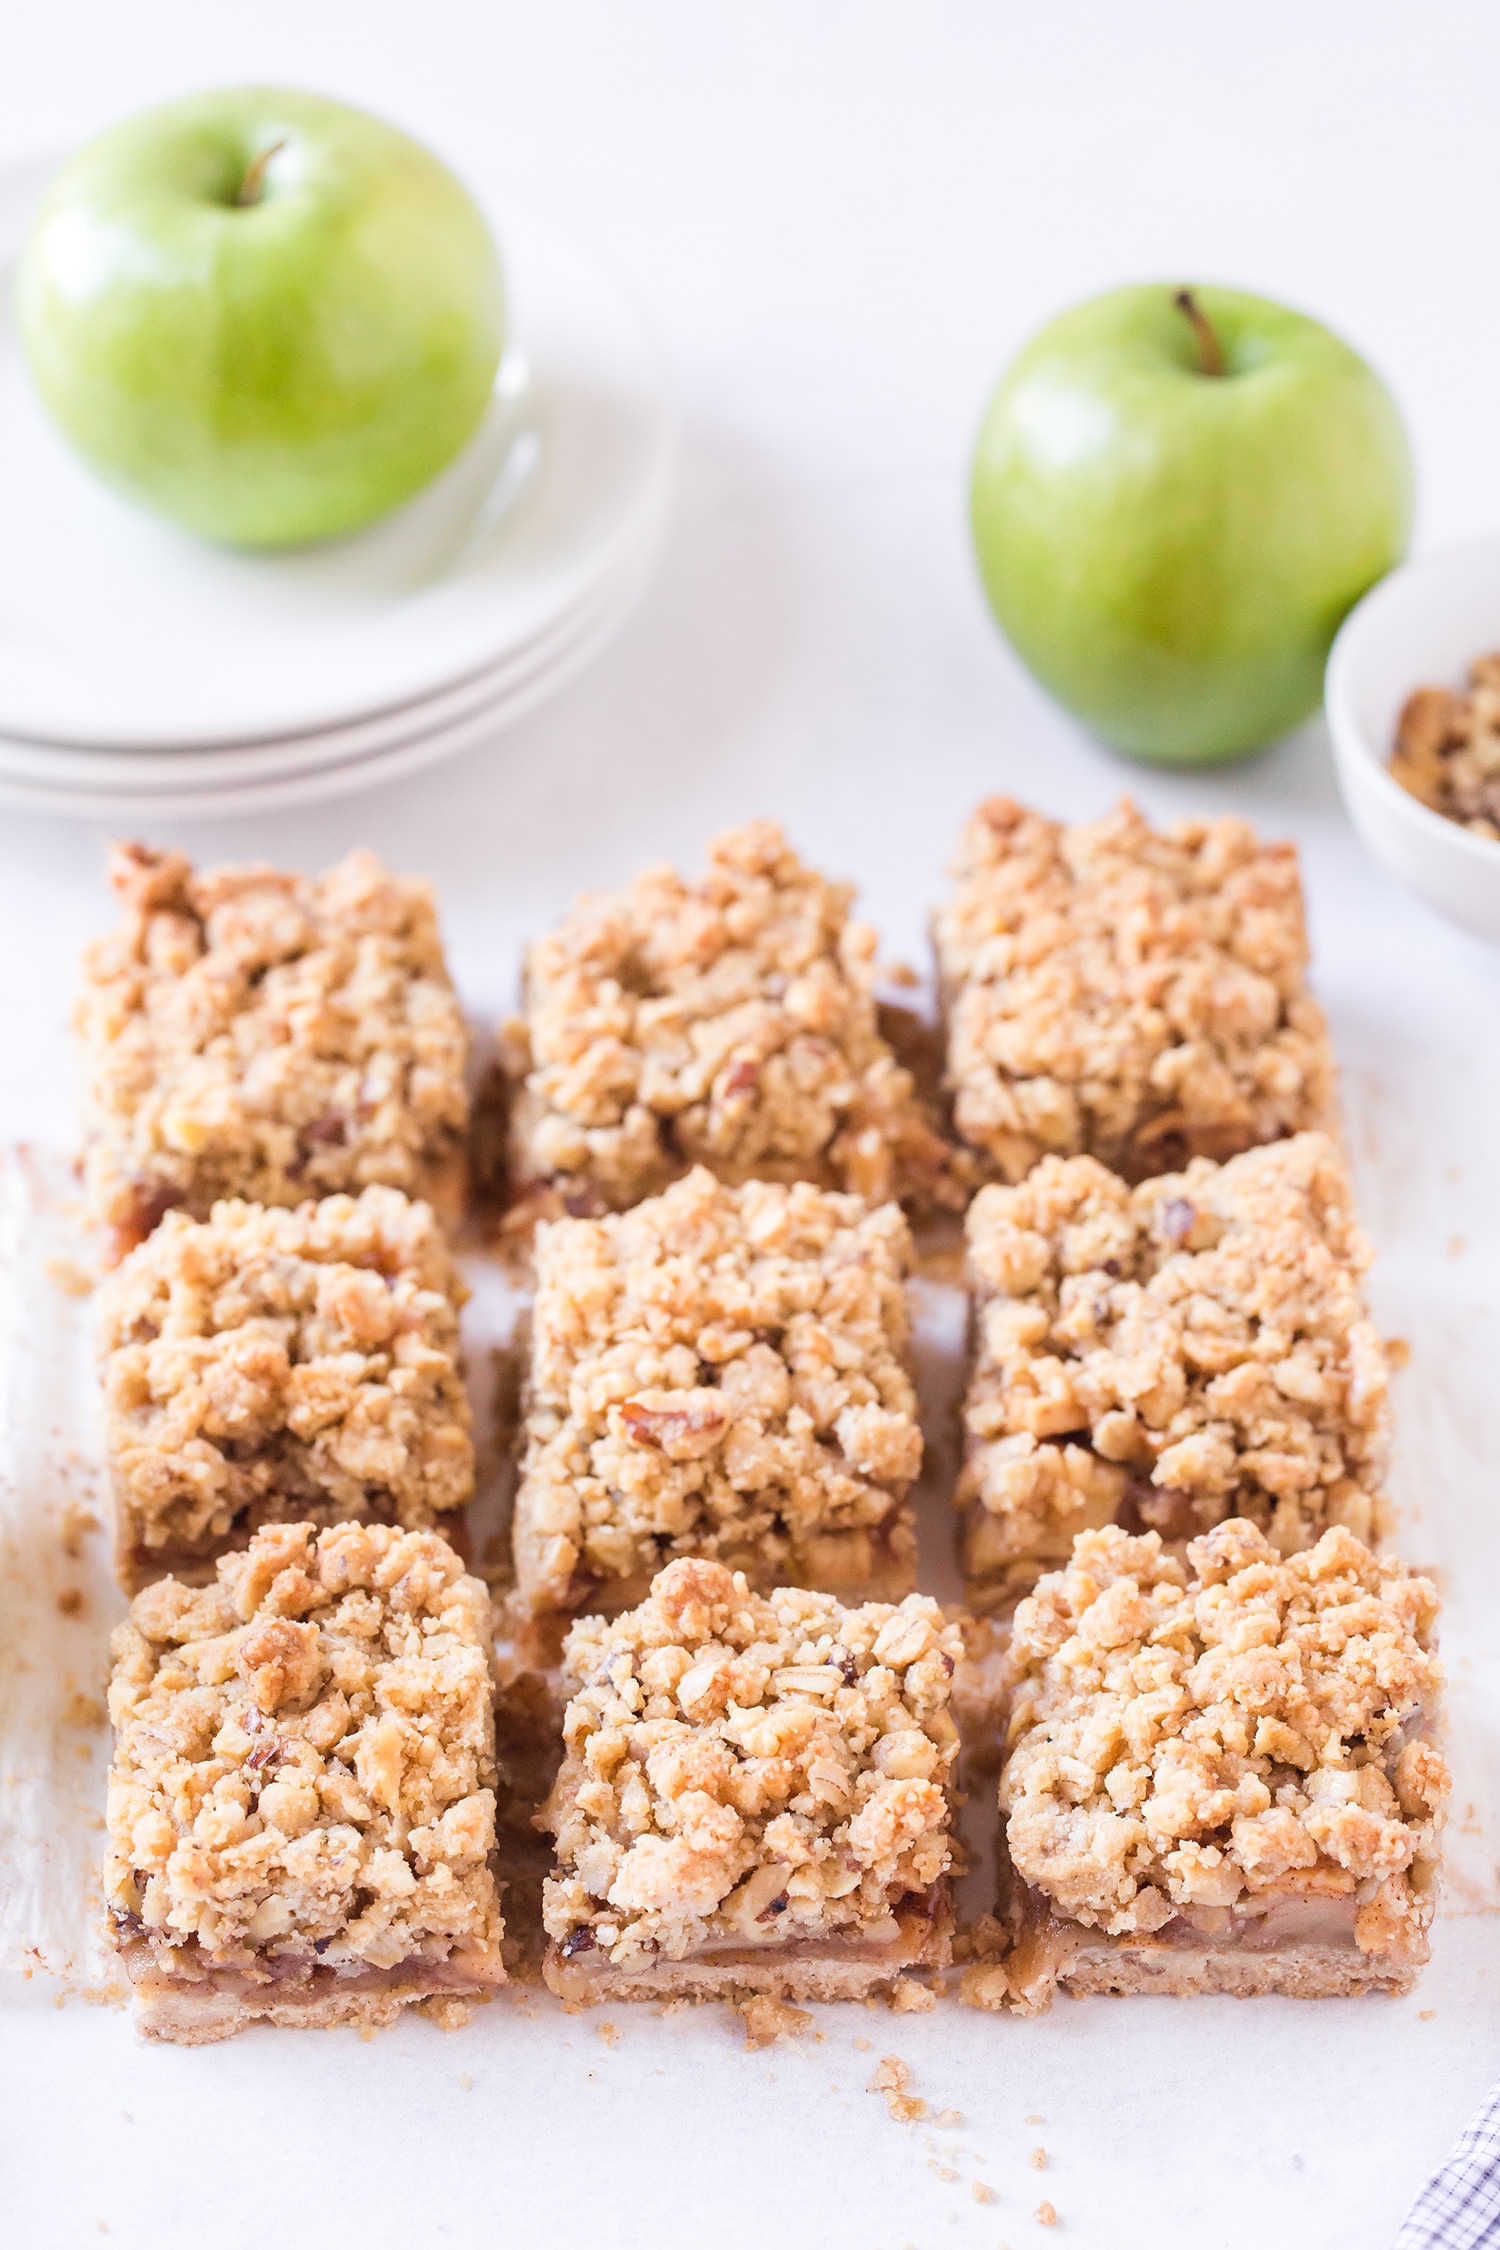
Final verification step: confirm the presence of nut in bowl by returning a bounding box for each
[1326,534,1500,943]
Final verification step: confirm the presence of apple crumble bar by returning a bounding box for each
[99,1187,474,1592]
[514,1166,923,1619]
[1388,655,1500,839]
[934,797,1336,1185]
[957,1133,1389,1615]
[540,1557,959,2003]
[105,1520,505,2043]
[502,819,960,1218]
[996,1519,1447,2009]
[77,842,470,1257]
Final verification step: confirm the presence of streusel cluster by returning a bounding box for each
[78,842,469,1250]
[1001,1520,1447,1961]
[100,1187,474,1579]
[505,819,959,1214]
[106,1523,504,1979]
[959,1134,1389,1606]
[515,1167,922,1615]
[542,1558,961,1969]
[934,796,1335,1184]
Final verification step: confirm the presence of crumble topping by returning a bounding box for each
[959,1134,1389,1588]
[77,842,469,1244]
[105,1522,504,1977]
[541,1558,960,1969]
[100,1188,474,1562]
[934,797,1335,1184]
[1389,657,1500,840]
[1001,1519,1446,1954]
[505,819,959,1213]
[515,1167,922,1614]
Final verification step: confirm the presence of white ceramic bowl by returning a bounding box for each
[1326,534,1500,943]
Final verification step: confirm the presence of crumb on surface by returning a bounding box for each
[741,1995,814,2047]
[420,1994,477,2032]
[1418,2008,1436,2020]
[59,1501,101,1559]
[1386,1337,1411,1370]
[63,1693,105,1729]
[515,1167,924,1616]
[960,1962,1009,2011]
[457,2071,473,2090]
[1030,2148,1047,2170]
[597,2018,620,2047]
[77,843,468,1241]
[869,2051,929,2123]
[935,2108,963,2128]
[46,1256,95,1297]
[1002,1519,1447,1951]
[935,796,1333,1186]
[541,1558,960,1970]
[506,819,962,1216]
[959,1134,1391,1604]
[889,1975,937,2013]
[973,2182,997,2205]
[56,1588,84,1616]
[855,2034,873,2051]
[1035,2202,1058,2227]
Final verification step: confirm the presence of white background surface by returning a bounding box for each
[3,5,1500,2246]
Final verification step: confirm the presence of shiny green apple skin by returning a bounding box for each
[17,88,505,549]
[970,285,1414,765]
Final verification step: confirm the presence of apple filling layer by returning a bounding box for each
[546,1891,951,2005]
[999,1863,1436,2011]
[112,1924,504,2044]
[992,1519,1447,2012]
[540,1560,961,2004]
[957,1134,1390,1614]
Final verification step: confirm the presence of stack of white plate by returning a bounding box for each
[0,160,673,818]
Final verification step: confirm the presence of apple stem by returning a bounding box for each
[236,140,287,209]
[1174,288,1225,378]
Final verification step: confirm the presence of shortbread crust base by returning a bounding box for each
[115,1933,504,2046]
[544,1897,952,2006]
[999,1862,1423,2014]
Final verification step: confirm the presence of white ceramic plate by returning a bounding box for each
[0,509,659,792]
[0,524,656,817]
[0,158,673,749]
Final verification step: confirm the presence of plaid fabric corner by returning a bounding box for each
[1395,2080,1500,2248]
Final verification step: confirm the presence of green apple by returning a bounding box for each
[17,88,505,549]
[970,284,1413,764]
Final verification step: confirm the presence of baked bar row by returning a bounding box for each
[97,1125,1391,1635]
[77,799,1336,1255]
[104,1513,1445,2039]
[100,1120,1388,1619]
